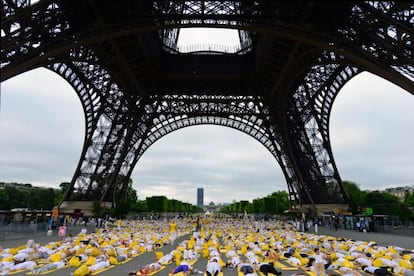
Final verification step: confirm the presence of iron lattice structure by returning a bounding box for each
[1,1,413,213]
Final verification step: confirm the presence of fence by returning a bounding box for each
[370,221,414,236]
[0,222,96,241]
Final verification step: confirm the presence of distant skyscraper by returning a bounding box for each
[197,188,204,206]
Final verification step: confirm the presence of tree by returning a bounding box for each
[0,189,10,209]
[111,200,130,219]
[220,190,289,215]
[244,202,254,213]
[264,197,277,214]
[252,198,265,213]
[40,188,56,210]
[92,200,103,217]
[5,186,25,208]
[28,189,41,209]
[240,200,249,213]
[404,191,414,207]
[124,179,137,202]
[269,191,290,214]
[134,200,148,212]
[59,182,70,194]
[146,196,168,212]
[343,181,366,214]
[365,191,406,218]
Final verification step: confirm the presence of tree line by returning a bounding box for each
[220,181,414,222]
[343,181,414,221]
[0,181,203,218]
[0,182,60,210]
[1,180,413,221]
[220,190,290,215]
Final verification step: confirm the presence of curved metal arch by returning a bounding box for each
[44,62,113,201]
[285,65,361,206]
[44,51,142,203]
[313,67,361,140]
[115,95,275,167]
[1,39,139,204]
[117,114,302,209]
[139,115,282,164]
[112,95,303,208]
[46,62,101,139]
[45,61,102,201]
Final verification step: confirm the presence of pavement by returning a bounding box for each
[1,225,413,276]
[317,227,414,248]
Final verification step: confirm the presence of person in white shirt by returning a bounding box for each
[88,259,111,273]
[394,267,414,276]
[13,252,29,262]
[130,261,161,275]
[184,248,197,260]
[0,261,14,272]
[7,260,37,272]
[377,257,399,268]
[287,255,301,266]
[229,255,241,268]
[355,257,372,267]
[30,260,65,274]
[159,252,174,264]
[226,248,237,258]
[206,257,221,276]
[338,267,363,276]
[247,254,259,265]
[311,248,328,266]
[115,247,128,262]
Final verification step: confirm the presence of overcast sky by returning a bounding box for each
[1,29,413,205]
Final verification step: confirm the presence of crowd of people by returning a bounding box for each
[0,217,413,276]
[0,219,193,275]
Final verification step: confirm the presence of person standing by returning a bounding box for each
[169,220,177,245]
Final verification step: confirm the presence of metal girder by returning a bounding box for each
[3,2,412,91]
[285,65,360,207]
[43,48,143,205]
[1,0,413,213]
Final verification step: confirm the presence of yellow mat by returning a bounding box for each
[8,265,41,275]
[274,260,300,271]
[90,264,115,275]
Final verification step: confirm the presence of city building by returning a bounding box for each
[197,188,204,206]
[385,185,414,201]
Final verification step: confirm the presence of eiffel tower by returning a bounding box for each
[1,1,413,215]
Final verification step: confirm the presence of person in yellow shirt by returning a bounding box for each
[169,220,177,245]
